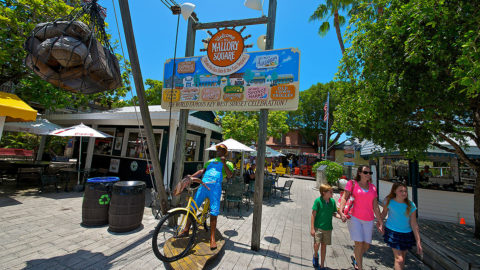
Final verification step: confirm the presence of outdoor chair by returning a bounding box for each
[244,182,255,210]
[273,179,293,199]
[223,182,244,215]
[263,176,275,200]
[39,165,60,192]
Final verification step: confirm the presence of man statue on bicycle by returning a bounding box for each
[179,143,234,249]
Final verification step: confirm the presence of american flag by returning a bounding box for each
[323,101,329,121]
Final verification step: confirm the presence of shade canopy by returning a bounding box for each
[49,123,112,186]
[206,138,254,152]
[250,145,285,157]
[4,118,62,135]
[0,92,37,122]
[49,123,112,138]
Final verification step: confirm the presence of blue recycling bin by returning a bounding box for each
[82,177,120,226]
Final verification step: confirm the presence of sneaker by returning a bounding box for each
[313,256,319,268]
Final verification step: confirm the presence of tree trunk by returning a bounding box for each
[475,172,480,238]
[333,11,345,54]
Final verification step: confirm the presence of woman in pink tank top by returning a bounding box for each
[339,165,383,270]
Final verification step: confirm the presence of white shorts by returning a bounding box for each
[348,216,374,243]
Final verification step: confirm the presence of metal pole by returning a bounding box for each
[325,92,329,160]
[118,0,169,213]
[252,0,276,252]
[172,17,196,205]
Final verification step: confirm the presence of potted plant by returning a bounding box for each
[312,160,343,186]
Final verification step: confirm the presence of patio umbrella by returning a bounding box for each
[205,138,255,152]
[206,138,254,174]
[4,118,62,135]
[250,145,285,158]
[49,123,112,185]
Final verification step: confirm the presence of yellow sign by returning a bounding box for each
[162,89,180,102]
[267,165,273,173]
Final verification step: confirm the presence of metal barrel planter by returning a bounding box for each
[82,177,119,226]
[108,181,146,233]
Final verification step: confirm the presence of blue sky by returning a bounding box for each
[100,0,345,99]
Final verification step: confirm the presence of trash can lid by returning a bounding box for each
[87,177,120,183]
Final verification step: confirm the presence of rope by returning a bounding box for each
[111,0,157,193]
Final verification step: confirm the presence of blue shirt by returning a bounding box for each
[385,199,417,233]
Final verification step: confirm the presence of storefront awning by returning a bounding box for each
[0,92,37,122]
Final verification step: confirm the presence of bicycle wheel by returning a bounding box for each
[152,209,197,262]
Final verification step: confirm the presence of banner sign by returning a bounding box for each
[162,48,300,111]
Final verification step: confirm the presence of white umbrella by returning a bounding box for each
[250,145,285,157]
[206,138,254,175]
[4,118,62,135]
[49,123,112,185]
[206,138,255,152]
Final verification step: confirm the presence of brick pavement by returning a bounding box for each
[0,178,429,270]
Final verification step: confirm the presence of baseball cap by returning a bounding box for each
[216,144,228,151]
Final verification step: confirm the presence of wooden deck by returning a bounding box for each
[0,177,430,269]
[418,219,480,270]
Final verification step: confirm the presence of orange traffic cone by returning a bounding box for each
[460,218,466,225]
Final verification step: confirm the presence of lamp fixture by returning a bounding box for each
[180,3,195,21]
[161,1,198,21]
[257,34,266,50]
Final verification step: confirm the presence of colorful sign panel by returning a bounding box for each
[162,48,300,111]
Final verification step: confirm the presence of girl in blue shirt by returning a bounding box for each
[380,182,423,270]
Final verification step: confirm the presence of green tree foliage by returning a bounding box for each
[310,0,352,54]
[0,0,128,111]
[288,82,343,152]
[217,111,289,144]
[118,79,163,106]
[312,160,343,185]
[0,132,39,150]
[335,0,480,237]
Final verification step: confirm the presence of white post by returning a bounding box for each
[84,124,97,173]
[324,92,329,160]
[0,116,5,142]
[36,136,47,161]
[163,119,178,190]
[204,129,212,166]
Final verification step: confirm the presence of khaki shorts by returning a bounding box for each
[314,228,332,245]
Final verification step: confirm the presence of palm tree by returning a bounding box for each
[309,0,352,54]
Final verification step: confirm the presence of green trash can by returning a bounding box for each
[82,177,119,226]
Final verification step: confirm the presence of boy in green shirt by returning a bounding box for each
[311,184,342,270]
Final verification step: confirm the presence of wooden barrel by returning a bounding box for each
[81,177,119,226]
[108,181,146,233]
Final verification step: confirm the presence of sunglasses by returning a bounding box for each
[362,171,373,175]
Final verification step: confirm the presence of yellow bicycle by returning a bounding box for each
[152,177,211,262]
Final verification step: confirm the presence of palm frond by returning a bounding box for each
[309,4,329,22]
[338,15,346,26]
[318,22,331,37]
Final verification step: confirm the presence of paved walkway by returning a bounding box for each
[0,177,429,270]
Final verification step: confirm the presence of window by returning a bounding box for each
[93,128,116,155]
[122,129,163,159]
[274,134,284,144]
[185,133,201,162]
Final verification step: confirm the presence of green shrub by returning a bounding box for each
[312,160,343,185]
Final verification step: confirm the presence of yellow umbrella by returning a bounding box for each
[0,92,37,122]
[0,92,37,141]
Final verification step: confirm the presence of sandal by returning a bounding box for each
[351,255,359,270]
[174,231,189,238]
